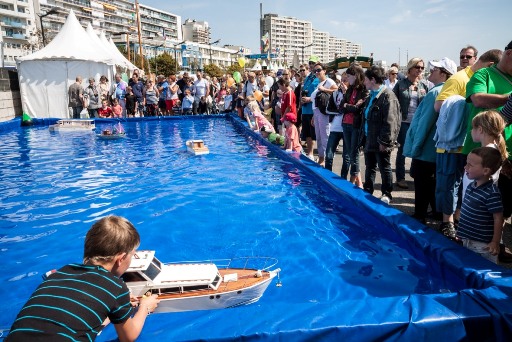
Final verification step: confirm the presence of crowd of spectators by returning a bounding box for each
[67,40,512,264]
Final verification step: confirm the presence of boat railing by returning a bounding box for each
[165,257,279,272]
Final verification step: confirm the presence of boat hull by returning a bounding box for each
[153,272,276,313]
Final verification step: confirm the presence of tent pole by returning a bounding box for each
[135,0,143,70]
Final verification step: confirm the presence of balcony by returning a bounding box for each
[3,21,24,28]
[4,33,27,39]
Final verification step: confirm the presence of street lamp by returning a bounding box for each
[173,40,185,72]
[300,42,314,64]
[37,7,59,47]
[209,39,220,65]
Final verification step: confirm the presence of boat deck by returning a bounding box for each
[150,268,271,300]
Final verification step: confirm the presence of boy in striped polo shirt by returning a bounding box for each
[7,216,159,341]
[457,147,504,263]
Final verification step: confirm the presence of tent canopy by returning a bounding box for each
[17,10,116,118]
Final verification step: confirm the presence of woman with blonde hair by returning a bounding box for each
[392,57,429,189]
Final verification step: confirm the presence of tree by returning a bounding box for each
[225,64,244,77]
[203,64,223,78]
[148,53,177,76]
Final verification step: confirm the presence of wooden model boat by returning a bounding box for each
[49,119,95,131]
[122,250,281,313]
[186,140,209,155]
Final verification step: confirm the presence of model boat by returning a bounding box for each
[97,123,126,139]
[49,119,95,131]
[186,139,209,155]
[122,250,281,313]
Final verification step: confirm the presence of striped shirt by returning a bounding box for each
[501,93,512,124]
[8,264,133,341]
[457,180,503,243]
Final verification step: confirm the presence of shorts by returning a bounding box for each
[301,113,316,140]
[460,238,498,264]
[166,99,178,111]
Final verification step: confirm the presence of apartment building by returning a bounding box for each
[261,13,362,67]
[260,13,313,66]
[0,0,37,67]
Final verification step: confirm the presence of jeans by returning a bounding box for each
[87,108,98,118]
[435,152,466,215]
[410,158,436,220]
[395,122,410,181]
[71,106,83,119]
[340,123,360,179]
[325,131,343,172]
[364,150,393,198]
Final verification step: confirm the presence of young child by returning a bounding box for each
[112,98,123,118]
[457,147,504,263]
[98,99,113,118]
[462,110,508,201]
[261,126,284,146]
[243,95,257,129]
[125,86,137,117]
[7,215,159,341]
[281,112,302,152]
[181,89,194,115]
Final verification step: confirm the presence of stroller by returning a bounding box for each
[209,96,221,114]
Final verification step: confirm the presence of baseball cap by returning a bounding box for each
[281,112,297,123]
[276,70,283,77]
[429,57,457,76]
[308,55,319,63]
[506,41,512,51]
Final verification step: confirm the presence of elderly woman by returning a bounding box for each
[83,77,101,118]
[392,58,429,189]
[385,66,399,90]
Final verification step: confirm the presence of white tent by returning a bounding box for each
[99,32,139,74]
[17,10,116,119]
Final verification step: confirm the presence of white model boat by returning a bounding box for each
[122,250,281,313]
[186,139,209,155]
[49,119,95,131]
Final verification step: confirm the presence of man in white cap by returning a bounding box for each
[403,57,457,224]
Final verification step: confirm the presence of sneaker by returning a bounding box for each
[440,222,463,245]
[380,195,391,205]
[396,180,408,189]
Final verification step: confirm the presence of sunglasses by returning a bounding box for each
[299,69,306,72]
[314,69,323,73]
[414,66,425,70]
[390,72,398,75]
[460,55,474,60]
[282,73,290,76]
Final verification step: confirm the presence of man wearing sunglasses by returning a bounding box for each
[459,45,478,69]
[300,56,320,160]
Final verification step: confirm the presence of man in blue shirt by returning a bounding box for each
[300,56,320,159]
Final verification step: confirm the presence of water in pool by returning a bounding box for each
[0,118,462,340]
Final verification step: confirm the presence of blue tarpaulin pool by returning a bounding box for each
[0,114,511,341]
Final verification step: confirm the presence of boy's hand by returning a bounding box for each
[139,294,160,314]
[486,241,500,256]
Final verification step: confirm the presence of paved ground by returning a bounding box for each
[318,142,512,267]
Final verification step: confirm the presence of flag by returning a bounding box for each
[261,32,269,52]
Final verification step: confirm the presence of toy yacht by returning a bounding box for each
[49,119,95,132]
[122,250,280,313]
[186,140,209,155]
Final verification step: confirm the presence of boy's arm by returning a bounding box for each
[487,212,504,255]
[114,294,159,342]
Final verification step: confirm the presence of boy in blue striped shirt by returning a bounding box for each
[7,216,159,341]
[457,147,504,263]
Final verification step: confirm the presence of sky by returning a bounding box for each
[145,0,510,67]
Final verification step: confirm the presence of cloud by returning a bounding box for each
[389,10,412,24]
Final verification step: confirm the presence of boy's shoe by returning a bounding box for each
[440,222,462,245]
[499,244,512,263]
[380,195,391,205]
[396,180,408,189]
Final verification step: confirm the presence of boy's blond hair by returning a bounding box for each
[83,215,140,263]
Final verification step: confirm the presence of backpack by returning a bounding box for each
[315,91,330,114]
[326,90,342,114]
